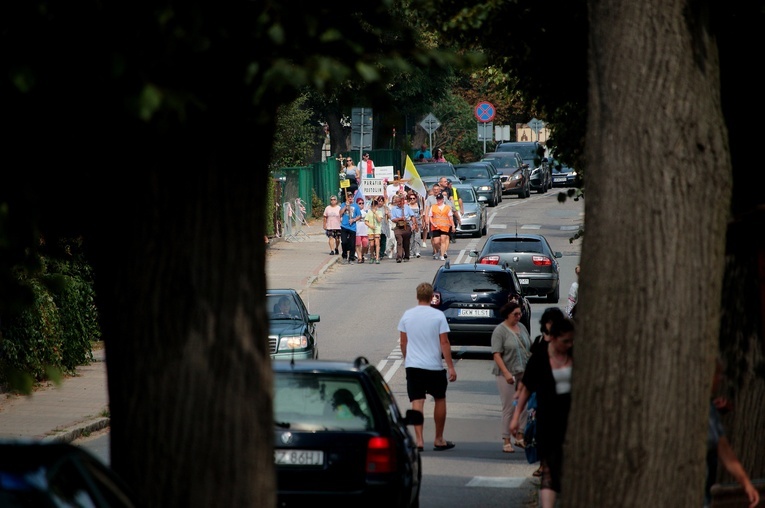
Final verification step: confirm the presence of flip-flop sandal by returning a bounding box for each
[502,443,515,453]
[433,441,456,451]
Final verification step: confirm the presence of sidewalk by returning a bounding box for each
[0,218,339,442]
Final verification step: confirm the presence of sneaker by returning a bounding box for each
[416,254,420,258]
[433,254,439,260]
[440,256,445,261]
[375,259,380,264]
[349,260,355,265]
[422,242,427,248]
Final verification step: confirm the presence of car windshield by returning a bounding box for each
[273,374,374,431]
[486,238,544,254]
[456,167,489,179]
[415,164,454,177]
[500,145,538,159]
[455,189,476,203]
[268,294,299,319]
[483,157,518,169]
[436,271,513,292]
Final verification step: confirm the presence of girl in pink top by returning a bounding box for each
[323,196,343,255]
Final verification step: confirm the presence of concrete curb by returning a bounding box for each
[44,416,110,443]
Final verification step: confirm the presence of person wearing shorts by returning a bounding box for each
[322,196,342,255]
[364,199,384,264]
[398,282,457,451]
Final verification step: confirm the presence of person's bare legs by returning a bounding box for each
[411,399,425,448]
[431,235,441,257]
[440,234,450,258]
[539,488,557,508]
[433,397,448,446]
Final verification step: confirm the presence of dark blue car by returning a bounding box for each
[267,289,319,360]
[430,258,532,347]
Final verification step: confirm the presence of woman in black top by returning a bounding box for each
[511,317,575,508]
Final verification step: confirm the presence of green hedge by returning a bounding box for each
[0,248,100,394]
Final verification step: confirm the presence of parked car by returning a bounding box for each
[451,183,487,237]
[495,141,551,193]
[551,163,578,187]
[267,289,320,360]
[482,152,530,199]
[273,356,423,507]
[429,258,531,346]
[477,233,562,302]
[0,441,138,507]
[454,162,502,207]
[412,161,459,189]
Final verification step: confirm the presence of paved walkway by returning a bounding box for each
[0,218,340,442]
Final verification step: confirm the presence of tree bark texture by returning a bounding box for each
[567,1,731,506]
[89,123,278,507]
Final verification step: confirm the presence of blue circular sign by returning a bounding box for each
[474,102,496,123]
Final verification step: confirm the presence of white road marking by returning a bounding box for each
[466,477,527,488]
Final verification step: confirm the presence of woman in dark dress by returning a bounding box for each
[510,317,575,508]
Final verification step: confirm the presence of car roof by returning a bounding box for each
[272,356,373,373]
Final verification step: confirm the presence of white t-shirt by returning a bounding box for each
[355,206,369,236]
[398,305,450,371]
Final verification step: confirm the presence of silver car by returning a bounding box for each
[452,183,487,238]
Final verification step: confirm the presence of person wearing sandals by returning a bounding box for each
[511,317,575,508]
[354,197,369,263]
[364,198,384,264]
[490,300,532,454]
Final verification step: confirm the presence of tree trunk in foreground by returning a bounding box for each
[566,1,731,506]
[90,128,278,506]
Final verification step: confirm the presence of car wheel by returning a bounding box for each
[546,284,560,303]
[472,229,481,238]
[481,222,487,235]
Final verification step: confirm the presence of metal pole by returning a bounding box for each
[482,122,486,154]
[359,107,365,163]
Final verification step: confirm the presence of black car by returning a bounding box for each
[430,258,531,347]
[454,162,502,207]
[551,163,578,187]
[477,233,562,302]
[0,441,138,507]
[267,289,320,360]
[495,141,551,193]
[273,356,423,508]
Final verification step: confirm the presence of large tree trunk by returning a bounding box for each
[86,118,278,506]
[567,1,731,506]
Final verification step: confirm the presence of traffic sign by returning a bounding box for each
[420,113,441,135]
[528,117,545,134]
[477,122,493,141]
[474,102,496,123]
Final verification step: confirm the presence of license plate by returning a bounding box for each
[554,177,566,183]
[275,449,324,466]
[458,309,490,317]
[519,279,529,284]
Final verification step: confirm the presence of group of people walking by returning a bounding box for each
[322,162,464,264]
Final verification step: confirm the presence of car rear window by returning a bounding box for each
[486,238,544,254]
[483,157,518,169]
[274,374,374,431]
[415,164,455,177]
[435,271,513,293]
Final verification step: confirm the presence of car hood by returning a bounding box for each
[270,319,306,336]
[461,178,493,186]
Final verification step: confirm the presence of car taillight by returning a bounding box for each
[431,292,441,306]
[479,256,500,265]
[366,436,396,473]
[532,255,552,266]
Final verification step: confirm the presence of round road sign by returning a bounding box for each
[474,102,496,123]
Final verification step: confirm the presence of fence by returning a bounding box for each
[271,149,408,239]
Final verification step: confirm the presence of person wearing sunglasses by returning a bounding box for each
[406,193,423,258]
[491,301,532,454]
[359,152,375,178]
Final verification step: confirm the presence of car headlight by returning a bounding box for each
[570,171,577,176]
[462,212,476,219]
[478,185,491,191]
[279,335,309,349]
